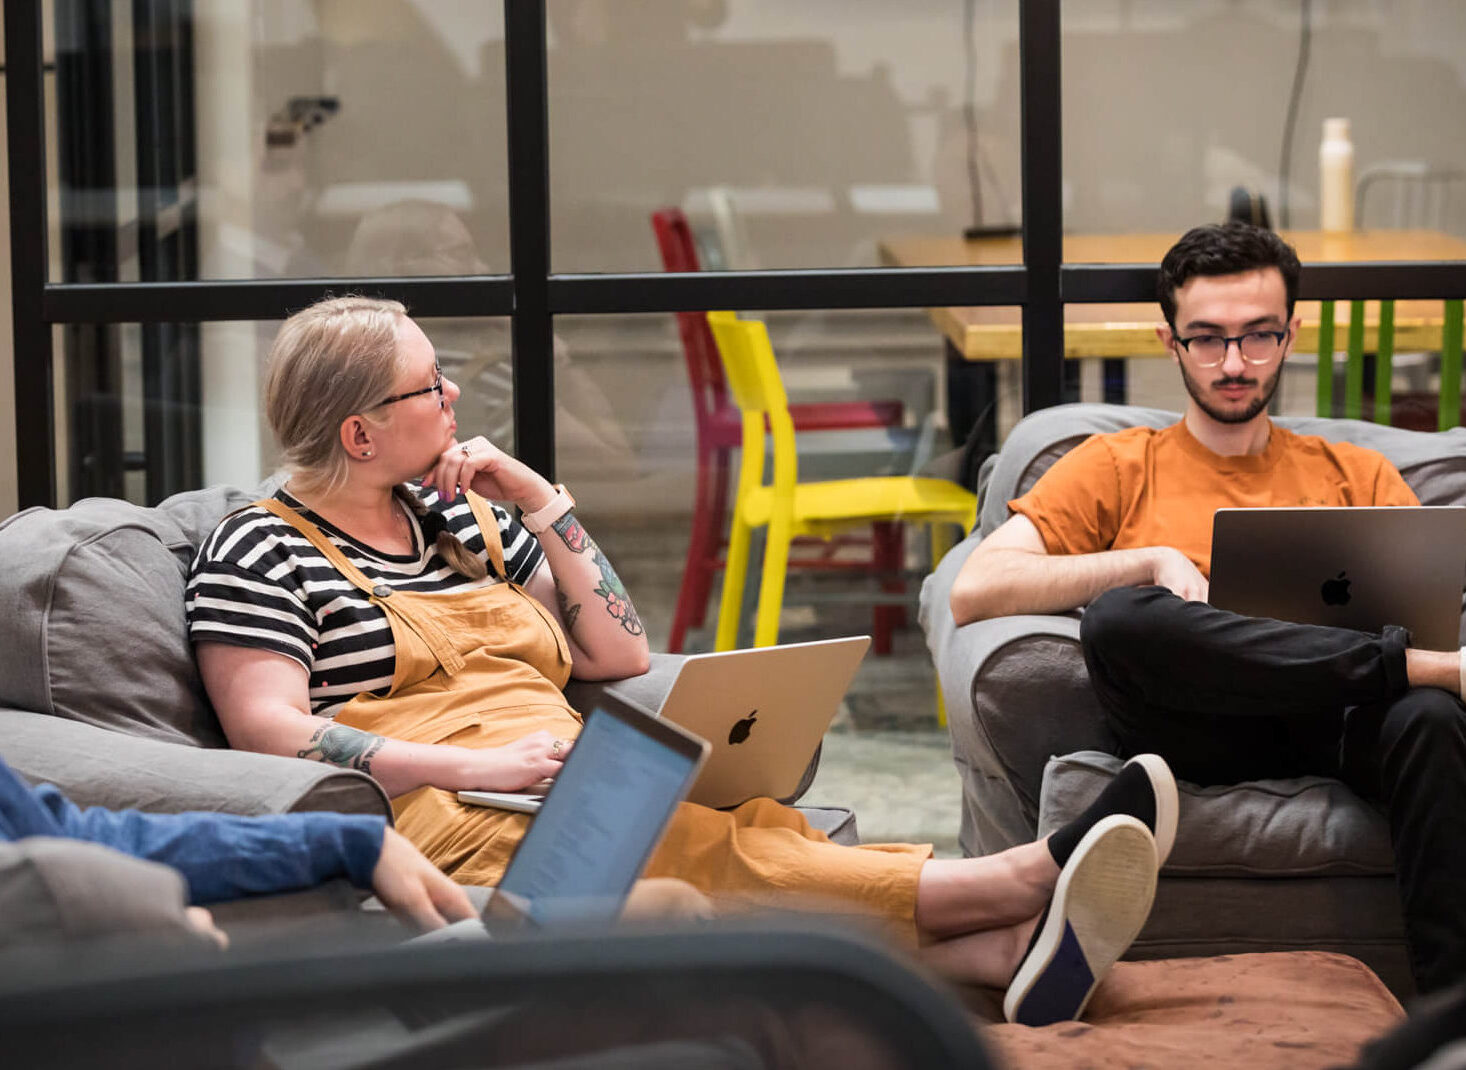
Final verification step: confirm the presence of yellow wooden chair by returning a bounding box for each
[707,310,977,652]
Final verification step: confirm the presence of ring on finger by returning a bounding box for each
[459,443,471,459]
[550,738,564,758]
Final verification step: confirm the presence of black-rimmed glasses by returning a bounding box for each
[1173,330,1288,368]
[374,364,443,409]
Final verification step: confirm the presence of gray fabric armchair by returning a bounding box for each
[0,484,850,942]
[920,402,1466,997]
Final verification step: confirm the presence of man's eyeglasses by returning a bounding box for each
[1172,329,1288,368]
[374,364,444,409]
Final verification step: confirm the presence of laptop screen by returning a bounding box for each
[496,706,704,926]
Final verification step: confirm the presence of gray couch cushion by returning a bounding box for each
[0,484,272,748]
[1037,751,1394,878]
[0,708,390,817]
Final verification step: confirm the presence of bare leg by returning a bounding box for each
[914,840,1058,938]
[918,913,1039,988]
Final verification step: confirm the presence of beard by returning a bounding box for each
[1178,361,1283,425]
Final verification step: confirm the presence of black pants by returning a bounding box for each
[1080,585,1466,994]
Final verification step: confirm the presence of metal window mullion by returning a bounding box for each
[504,0,554,479]
[6,0,56,507]
[546,267,1027,314]
[42,277,519,323]
[1019,0,1063,413]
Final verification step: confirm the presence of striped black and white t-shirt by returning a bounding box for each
[185,485,545,718]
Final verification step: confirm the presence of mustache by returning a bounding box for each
[1212,376,1258,388]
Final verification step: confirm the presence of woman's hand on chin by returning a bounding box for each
[452,730,571,792]
[422,435,555,511]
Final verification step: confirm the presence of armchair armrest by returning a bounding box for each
[562,652,687,720]
[920,533,1115,856]
[0,708,389,819]
[0,838,229,954]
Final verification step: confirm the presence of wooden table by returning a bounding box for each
[879,229,1466,361]
[878,229,1466,448]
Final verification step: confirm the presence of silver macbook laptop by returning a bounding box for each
[418,704,709,942]
[653,636,871,810]
[1209,506,1466,649]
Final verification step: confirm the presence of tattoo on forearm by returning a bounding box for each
[555,586,582,634]
[297,724,387,775]
[550,511,644,636]
[551,511,592,553]
[593,549,645,636]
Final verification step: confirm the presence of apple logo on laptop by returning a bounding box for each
[728,710,758,745]
[1321,571,1352,606]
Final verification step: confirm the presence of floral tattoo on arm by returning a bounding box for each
[297,724,387,775]
[551,511,645,636]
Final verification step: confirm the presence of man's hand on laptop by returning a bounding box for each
[1150,547,1209,603]
[373,828,478,931]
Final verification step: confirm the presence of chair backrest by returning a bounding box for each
[706,185,757,270]
[651,208,731,440]
[975,402,1466,539]
[706,312,799,494]
[2,922,996,1069]
[1355,161,1466,235]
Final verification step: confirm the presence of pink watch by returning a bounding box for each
[520,484,575,534]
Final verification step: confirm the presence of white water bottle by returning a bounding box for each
[1319,117,1355,232]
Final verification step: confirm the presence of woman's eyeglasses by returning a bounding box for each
[374,364,444,409]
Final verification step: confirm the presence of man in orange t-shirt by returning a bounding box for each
[949,222,1466,995]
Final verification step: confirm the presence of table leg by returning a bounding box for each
[1102,358,1127,404]
[945,339,997,454]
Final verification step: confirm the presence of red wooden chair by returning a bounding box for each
[652,207,909,654]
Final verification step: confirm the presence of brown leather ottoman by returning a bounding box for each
[980,952,1405,1069]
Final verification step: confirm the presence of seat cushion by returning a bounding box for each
[1038,752,1394,877]
[0,485,266,747]
[980,952,1404,1070]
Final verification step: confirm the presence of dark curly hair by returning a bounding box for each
[1157,222,1301,327]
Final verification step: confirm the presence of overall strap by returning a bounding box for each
[253,496,467,675]
[463,491,508,581]
[462,491,572,670]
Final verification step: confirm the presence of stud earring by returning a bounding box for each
[362,450,373,458]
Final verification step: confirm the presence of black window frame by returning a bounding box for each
[8,0,1466,509]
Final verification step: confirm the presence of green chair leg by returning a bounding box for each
[1317,300,1336,417]
[1374,300,1395,425]
[1345,299,1366,420]
[1442,299,1463,432]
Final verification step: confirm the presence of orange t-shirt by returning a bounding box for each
[1007,419,1418,579]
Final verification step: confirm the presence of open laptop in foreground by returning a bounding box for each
[421,704,708,942]
[1209,506,1466,649]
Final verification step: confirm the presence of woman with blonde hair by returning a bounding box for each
[187,295,1173,1024]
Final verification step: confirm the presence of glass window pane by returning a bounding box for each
[548,0,1023,272]
[48,0,509,283]
[1061,3,1466,252]
[52,314,512,507]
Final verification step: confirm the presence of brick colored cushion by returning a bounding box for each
[981,952,1404,1070]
